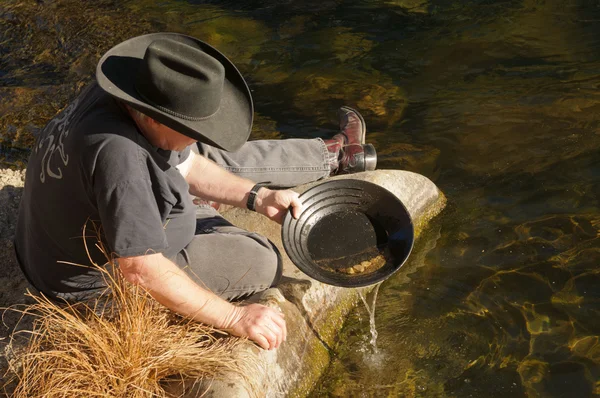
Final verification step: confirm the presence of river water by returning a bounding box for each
[2,0,599,396]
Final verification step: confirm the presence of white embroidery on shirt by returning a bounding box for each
[36,100,79,183]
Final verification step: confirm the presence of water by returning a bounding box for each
[358,283,382,355]
[3,0,600,396]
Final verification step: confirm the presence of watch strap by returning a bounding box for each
[246,182,270,211]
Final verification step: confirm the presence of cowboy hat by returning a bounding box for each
[96,32,253,152]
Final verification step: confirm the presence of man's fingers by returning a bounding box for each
[241,306,287,350]
[260,327,278,350]
[262,315,285,348]
[271,314,287,342]
[266,322,282,348]
[252,333,270,350]
[290,196,303,219]
[249,323,275,350]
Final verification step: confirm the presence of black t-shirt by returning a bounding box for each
[15,83,196,300]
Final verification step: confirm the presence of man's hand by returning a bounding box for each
[255,188,303,224]
[222,304,287,350]
[119,253,287,351]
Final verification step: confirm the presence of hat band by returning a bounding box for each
[136,87,219,122]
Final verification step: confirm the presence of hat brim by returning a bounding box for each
[96,33,253,152]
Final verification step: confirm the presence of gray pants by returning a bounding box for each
[175,138,330,300]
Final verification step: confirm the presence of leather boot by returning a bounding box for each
[324,106,377,175]
[337,143,377,175]
[332,106,366,146]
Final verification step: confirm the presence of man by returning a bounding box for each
[15,33,377,350]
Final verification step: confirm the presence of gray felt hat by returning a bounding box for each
[96,32,253,152]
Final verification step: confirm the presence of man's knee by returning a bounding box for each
[241,235,283,287]
[217,236,282,301]
[179,230,283,300]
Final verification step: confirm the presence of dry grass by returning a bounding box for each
[2,230,258,397]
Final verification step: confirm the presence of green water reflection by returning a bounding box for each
[2,0,600,396]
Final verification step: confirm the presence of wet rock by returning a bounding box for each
[126,1,269,69]
[376,141,440,179]
[386,0,429,14]
[570,336,600,361]
[250,112,283,140]
[0,85,78,151]
[444,362,525,398]
[369,0,600,178]
[0,0,152,158]
[540,361,595,398]
[287,68,408,127]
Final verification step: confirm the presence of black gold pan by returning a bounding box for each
[281,179,414,288]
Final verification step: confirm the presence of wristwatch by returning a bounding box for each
[246,182,270,211]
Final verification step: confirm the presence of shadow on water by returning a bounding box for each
[3,0,600,396]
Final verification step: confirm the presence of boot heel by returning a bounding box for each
[363,143,377,171]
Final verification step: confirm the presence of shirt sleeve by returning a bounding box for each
[90,136,173,258]
[96,178,170,257]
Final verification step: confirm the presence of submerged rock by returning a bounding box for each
[0,0,152,159]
